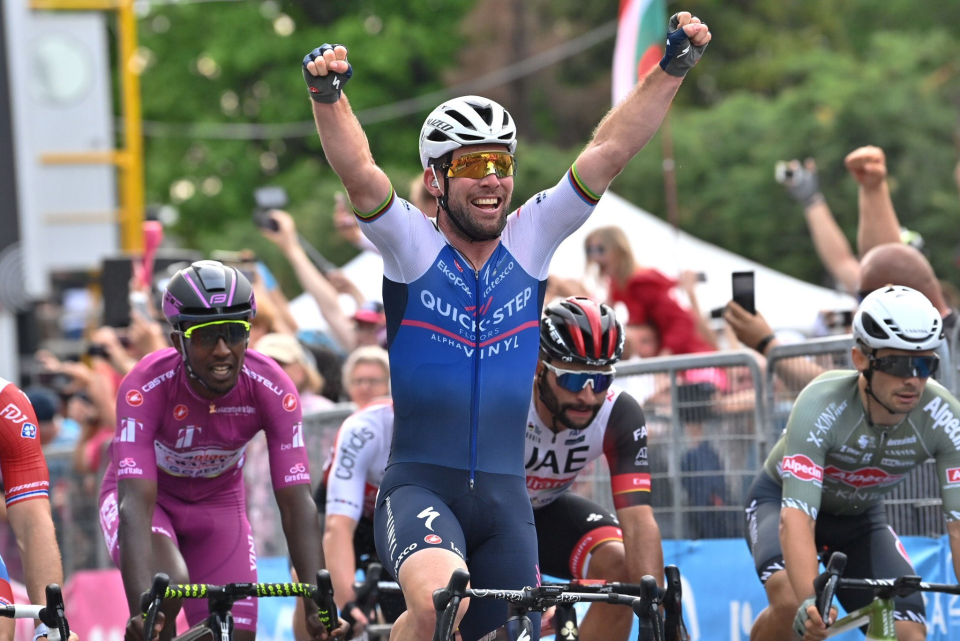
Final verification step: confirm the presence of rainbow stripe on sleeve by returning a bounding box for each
[353,187,396,223]
[567,164,602,205]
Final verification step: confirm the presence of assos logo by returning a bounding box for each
[20,423,36,439]
[282,394,298,412]
[781,455,824,483]
[126,390,144,406]
[285,462,309,483]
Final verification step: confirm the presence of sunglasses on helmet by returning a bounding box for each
[182,320,251,348]
[441,151,516,180]
[870,354,939,379]
[543,361,616,393]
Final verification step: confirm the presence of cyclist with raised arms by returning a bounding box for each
[745,285,960,641]
[301,13,709,640]
[0,379,77,641]
[98,261,341,641]
[528,298,661,641]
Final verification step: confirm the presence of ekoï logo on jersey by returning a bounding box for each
[780,455,824,483]
[824,466,903,488]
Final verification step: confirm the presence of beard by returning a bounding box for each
[444,195,510,242]
[537,374,603,431]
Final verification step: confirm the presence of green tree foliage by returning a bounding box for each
[134,0,960,293]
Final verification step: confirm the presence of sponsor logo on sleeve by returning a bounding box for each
[946,467,960,485]
[284,462,310,483]
[20,423,36,439]
[119,417,143,443]
[0,403,28,424]
[173,405,189,420]
[125,390,144,406]
[282,393,298,412]
[780,455,824,483]
[117,457,143,477]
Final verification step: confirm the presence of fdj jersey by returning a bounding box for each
[763,370,960,520]
[357,168,599,479]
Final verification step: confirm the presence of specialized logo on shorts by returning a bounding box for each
[781,455,823,483]
[283,393,298,412]
[824,466,902,488]
[946,467,960,485]
[126,390,144,406]
[417,506,440,531]
[20,422,36,439]
[424,534,442,544]
[173,405,189,420]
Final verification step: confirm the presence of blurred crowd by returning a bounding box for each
[3,143,960,580]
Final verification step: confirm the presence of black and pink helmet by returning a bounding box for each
[162,260,256,329]
[540,297,624,366]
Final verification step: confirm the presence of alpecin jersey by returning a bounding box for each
[356,168,600,480]
[319,400,393,522]
[763,370,960,520]
[102,348,311,502]
[524,386,651,510]
[0,378,49,507]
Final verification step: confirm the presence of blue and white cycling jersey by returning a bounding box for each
[356,167,600,481]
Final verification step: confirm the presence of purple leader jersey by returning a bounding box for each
[99,347,309,630]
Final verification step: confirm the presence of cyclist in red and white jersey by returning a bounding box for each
[98,261,341,641]
[527,298,662,641]
[0,378,75,641]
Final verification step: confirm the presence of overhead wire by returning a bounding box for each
[138,19,618,140]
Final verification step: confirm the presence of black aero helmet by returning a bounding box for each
[162,260,256,329]
[540,297,624,366]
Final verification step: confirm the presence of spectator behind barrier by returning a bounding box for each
[304,343,345,403]
[255,333,334,413]
[351,301,386,348]
[342,346,390,408]
[584,226,715,355]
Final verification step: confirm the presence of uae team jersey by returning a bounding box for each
[0,378,49,507]
[356,168,600,480]
[524,386,651,510]
[101,348,311,502]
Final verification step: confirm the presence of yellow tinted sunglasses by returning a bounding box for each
[442,152,516,180]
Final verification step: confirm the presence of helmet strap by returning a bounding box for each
[536,366,565,434]
[433,157,488,244]
[862,349,902,426]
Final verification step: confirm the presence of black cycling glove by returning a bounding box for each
[659,14,708,78]
[302,44,353,104]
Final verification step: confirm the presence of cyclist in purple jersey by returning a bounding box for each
[99,261,341,641]
[301,12,710,641]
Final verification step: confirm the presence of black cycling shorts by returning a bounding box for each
[374,462,540,641]
[743,471,925,624]
[533,492,622,580]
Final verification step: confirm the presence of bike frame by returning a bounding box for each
[824,597,896,640]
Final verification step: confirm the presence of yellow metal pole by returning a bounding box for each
[117,0,144,253]
[30,0,145,253]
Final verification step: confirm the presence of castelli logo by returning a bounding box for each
[825,466,899,489]
[126,390,143,407]
[424,534,442,545]
[781,455,823,482]
[282,394,298,412]
[173,405,189,420]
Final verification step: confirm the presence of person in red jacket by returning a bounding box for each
[584,226,715,355]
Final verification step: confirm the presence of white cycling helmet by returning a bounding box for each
[853,285,943,351]
[419,95,517,169]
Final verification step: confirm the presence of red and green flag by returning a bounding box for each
[612,0,667,104]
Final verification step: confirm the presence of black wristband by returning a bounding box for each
[341,602,357,626]
[754,334,776,355]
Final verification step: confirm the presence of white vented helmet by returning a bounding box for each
[853,285,943,351]
[419,95,517,169]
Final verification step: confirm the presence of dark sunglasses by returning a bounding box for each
[544,361,616,393]
[182,320,251,348]
[870,354,939,379]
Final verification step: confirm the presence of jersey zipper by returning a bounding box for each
[469,267,481,490]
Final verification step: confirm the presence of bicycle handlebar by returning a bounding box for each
[0,584,71,641]
[814,552,846,623]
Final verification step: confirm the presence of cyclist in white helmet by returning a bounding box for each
[745,286,960,641]
[299,12,711,641]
